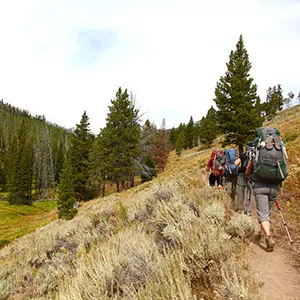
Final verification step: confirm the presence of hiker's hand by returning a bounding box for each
[234,158,241,166]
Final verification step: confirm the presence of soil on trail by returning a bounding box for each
[248,240,300,300]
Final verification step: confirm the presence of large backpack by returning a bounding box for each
[224,148,238,176]
[210,150,226,176]
[253,127,288,183]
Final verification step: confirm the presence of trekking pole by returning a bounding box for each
[274,200,293,245]
[246,180,252,215]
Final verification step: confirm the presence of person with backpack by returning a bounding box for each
[235,142,255,215]
[224,148,239,201]
[246,127,288,252]
[206,150,226,188]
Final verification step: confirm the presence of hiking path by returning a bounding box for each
[247,218,300,300]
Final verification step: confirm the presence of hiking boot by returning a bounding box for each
[265,236,275,252]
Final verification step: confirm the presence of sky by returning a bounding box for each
[0,0,299,134]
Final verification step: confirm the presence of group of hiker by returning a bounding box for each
[206,127,289,252]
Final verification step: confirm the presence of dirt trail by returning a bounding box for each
[248,240,300,300]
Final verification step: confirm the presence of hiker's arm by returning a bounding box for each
[206,160,212,180]
[245,161,253,180]
[206,160,212,172]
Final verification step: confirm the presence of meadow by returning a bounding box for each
[0,200,57,248]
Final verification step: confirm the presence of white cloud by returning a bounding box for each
[0,0,299,133]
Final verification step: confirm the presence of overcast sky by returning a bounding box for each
[0,0,299,133]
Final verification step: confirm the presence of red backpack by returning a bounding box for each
[210,150,226,176]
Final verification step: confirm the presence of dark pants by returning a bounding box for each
[209,173,223,187]
[225,175,237,201]
[237,172,254,212]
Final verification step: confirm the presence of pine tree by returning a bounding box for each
[169,127,177,148]
[262,85,284,120]
[185,116,194,149]
[214,35,263,154]
[175,130,185,156]
[100,87,140,192]
[199,106,219,147]
[88,128,109,197]
[69,111,94,201]
[177,123,186,148]
[57,158,77,220]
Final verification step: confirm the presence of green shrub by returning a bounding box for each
[204,203,225,225]
[226,214,256,240]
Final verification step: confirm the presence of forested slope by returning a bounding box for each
[0,100,72,201]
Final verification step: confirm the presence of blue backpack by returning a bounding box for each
[224,148,238,176]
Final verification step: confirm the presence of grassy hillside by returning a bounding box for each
[0,105,299,299]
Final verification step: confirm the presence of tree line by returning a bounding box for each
[0,89,172,220]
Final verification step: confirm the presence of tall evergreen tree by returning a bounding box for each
[175,130,185,156]
[199,106,219,147]
[57,157,77,220]
[262,85,284,120]
[100,87,140,192]
[88,128,110,197]
[214,35,263,154]
[169,127,177,148]
[185,116,194,149]
[69,111,94,201]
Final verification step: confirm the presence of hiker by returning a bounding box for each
[246,127,288,252]
[224,148,239,201]
[206,150,226,188]
[235,142,255,215]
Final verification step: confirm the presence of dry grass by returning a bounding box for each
[1,105,299,299]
